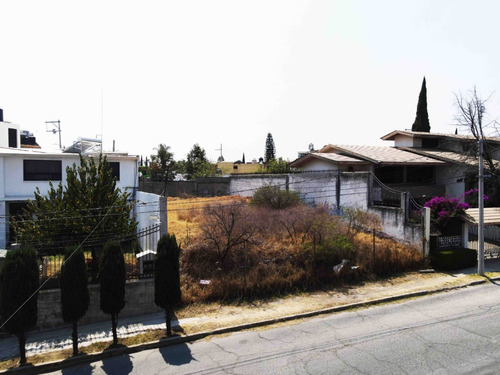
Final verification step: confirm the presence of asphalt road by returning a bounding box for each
[48,282,500,374]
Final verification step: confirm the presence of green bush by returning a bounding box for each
[430,247,477,271]
[251,185,301,209]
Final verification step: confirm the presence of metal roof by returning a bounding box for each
[462,208,500,226]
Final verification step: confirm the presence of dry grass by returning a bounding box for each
[0,328,186,370]
[167,196,249,246]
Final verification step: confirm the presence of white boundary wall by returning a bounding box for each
[228,171,423,248]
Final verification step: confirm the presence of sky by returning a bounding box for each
[1,0,500,163]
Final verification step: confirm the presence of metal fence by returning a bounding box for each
[371,174,402,208]
[468,226,500,258]
[39,224,161,288]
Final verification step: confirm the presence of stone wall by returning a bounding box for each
[36,279,161,330]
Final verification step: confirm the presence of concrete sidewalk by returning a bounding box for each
[1,259,500,365]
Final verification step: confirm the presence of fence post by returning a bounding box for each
[462,222,469,249]
[401,192,408,221]
[372,228,376,270]
[159,196,168,237]
[423,207,430,257]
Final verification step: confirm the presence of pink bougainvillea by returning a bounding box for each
[424,189,489,235]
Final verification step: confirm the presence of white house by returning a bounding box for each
[0,111,140,249]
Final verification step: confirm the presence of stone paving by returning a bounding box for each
[1,259,500,362]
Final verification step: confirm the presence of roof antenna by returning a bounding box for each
[45,120,61,149]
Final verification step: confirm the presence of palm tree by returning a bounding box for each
[151,144,174,180]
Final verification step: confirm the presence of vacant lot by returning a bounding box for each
[167,196,249,246]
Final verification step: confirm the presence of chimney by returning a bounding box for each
[0,108,3,122]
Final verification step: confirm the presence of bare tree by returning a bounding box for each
[199,202,256,264]
[455,88,500,205]
[454,87,499,174]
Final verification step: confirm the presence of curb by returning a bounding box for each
[1,277,494,374]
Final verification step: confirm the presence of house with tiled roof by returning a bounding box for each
[291,130,500,202]
[289,129,500,246]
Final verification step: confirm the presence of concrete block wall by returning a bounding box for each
[36,279,161,330]
[228,175,288,197]
[368,206,423,246]
[289,172,337,207]
[339,173,370,210]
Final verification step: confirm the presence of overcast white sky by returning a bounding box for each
[1,0,500,163]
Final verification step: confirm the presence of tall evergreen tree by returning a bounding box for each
[411,77,431,132]
[154,234,182,336]
[0,248,39,365]
[264,133,276,163]
[60,246,89,356]
[99,241,126,346]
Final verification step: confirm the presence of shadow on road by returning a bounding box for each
[159,342,195,366]
[100,345,133,375]
[61,354,93,375]
[485,276,500,286]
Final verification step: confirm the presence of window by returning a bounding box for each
[375,166,404,184]
[422,138,439,148]
[109,162,120,181]
[8,128,17,148]
[406,166,434,183]
[23,160,62,181]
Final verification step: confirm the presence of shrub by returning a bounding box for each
[154,234,181,336]
[0,247,39,365]
[60,246,89,356]
[198,202,257,264]
[429,247,477,271]
[251,185,302,209]
[99,241,126,346]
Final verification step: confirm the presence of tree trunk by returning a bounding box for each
[72,321,79,356]
[166,307,172,337]
[17,332,26,365]
[111,313,118,345]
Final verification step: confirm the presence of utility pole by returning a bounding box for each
[215,144,224,162]
[478,139,485,276]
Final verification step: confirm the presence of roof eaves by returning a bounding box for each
[324,145,380,164]
[399,147,474,167]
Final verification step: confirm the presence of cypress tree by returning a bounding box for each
[154,234,181,336]
[60,246,89,356]
[264,133,276,163]
[0,248,39,365]
[411,77,431,132]
[99,241,126,345]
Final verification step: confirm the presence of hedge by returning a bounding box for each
[429,247,477,271]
